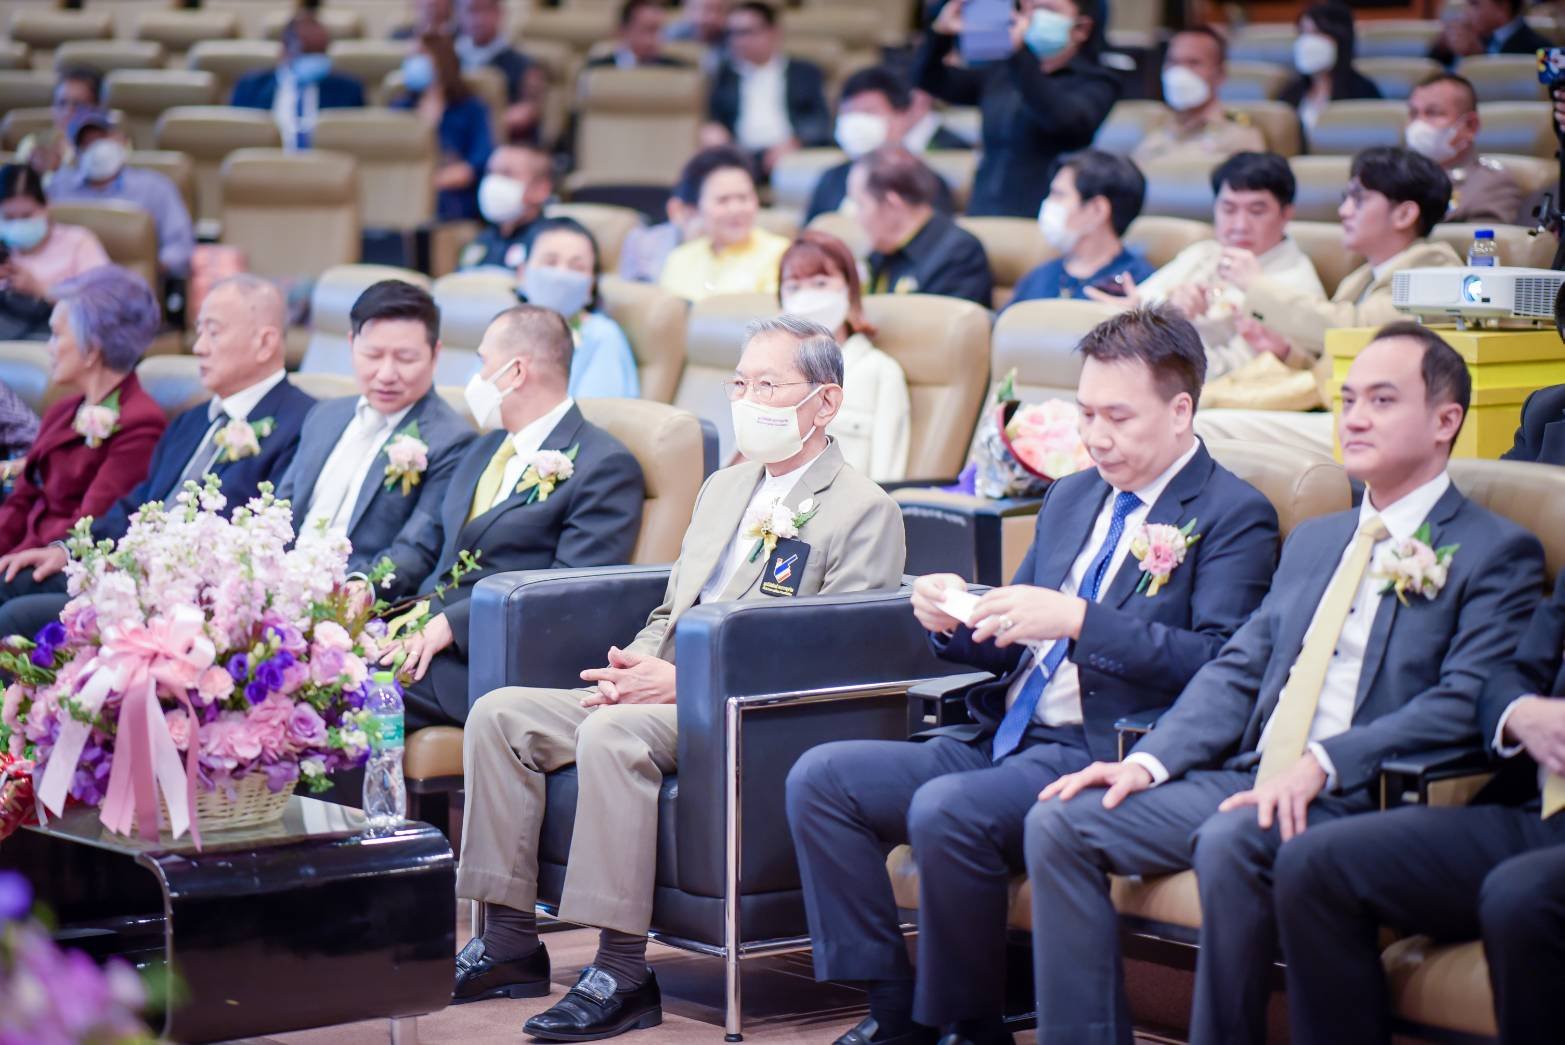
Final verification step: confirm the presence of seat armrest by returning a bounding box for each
[467,565,672,703]
[1115,708,1162,760]
[1379,744,1494,809]
[907,671,992,733]
[698,417,719,478]
[893,488,1045,585]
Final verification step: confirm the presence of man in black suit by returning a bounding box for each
[1430,0,1553,66]
[1501,384,1565,465]
[705,1,831,175]
[1275,569,1565,1045]
[456,0,542,144]
[586,0,687,69]
[230,13,365,149]
[379,305,645,729]
[788,307,1280,1045]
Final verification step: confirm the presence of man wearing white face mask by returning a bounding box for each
[49,110,194,280]
[1011,149,1153,306]
[451,316,904,1039]
[231,13,366,148]
[459,144,556,271]
[1406,73,1521,224]
[375,304,645,729]
[1132,28,1265,169]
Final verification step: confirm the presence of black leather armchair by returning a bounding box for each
[895,491,1044,586]
[466,566,967,1038]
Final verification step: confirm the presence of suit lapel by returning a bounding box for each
[1035,473,1110,592]
[720,444,846,602]
[211,380,292,481]
[1103,446,1214,610]
[460,405,587,551]
[1539,419,1565,466]
[31,395,86,461]
[673,462,764,616]
[296,399,354,512]
[347,396,428,535]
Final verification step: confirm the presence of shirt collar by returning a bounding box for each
[761,441,829,488]
[737,55,783,77]
[1255,236,1295,266]
[355,396,414,434]
[1360,470,1451,542]
[903,113,941,154]
[212,369,286,423]
[1119,437,1202,507]
[507,396,575,458]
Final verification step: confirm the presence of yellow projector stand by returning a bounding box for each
[1325,325,1565,459]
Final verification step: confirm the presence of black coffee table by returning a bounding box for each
[0,796,455,1043]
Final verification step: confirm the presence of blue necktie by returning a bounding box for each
[991,490,1142,761]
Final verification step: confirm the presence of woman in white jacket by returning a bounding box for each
[777,230,911,482]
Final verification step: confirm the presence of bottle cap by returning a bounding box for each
[372,670,396,685]
[1476,229,1494,239]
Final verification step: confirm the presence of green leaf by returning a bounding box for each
[399,419,422,440]
[1412,522,1433,545]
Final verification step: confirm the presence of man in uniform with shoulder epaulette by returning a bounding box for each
[1133,27,1267,168]
[1405,72,1524,224]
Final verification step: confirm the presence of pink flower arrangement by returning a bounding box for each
[71,392,120,450]
[383,425,430,497]
[1372,523,1458,605]
[1004,399,1094,483]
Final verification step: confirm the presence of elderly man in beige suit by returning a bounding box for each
[451,315,908,1041]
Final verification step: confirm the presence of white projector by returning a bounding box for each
[1393,266,1565,329]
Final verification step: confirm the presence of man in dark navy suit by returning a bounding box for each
[230,12,366,149]
[0,274,314,631]
[1501,384,1565,466]
[787,306,1281,1045]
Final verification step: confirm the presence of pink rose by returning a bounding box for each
[309,646,346,686]
[2,684,22,731]
[1143,545,1180,575]
[195,665,234,705]
[385,436,428,474]
[340,653,368,688]
[59,597,97,644]
[287,703,327,749]
[246,697,292,760]
[74,403,117,445]
[165,708,192,752]
[312,621,352,652]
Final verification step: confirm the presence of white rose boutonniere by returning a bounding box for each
[213,416,275,463]
[1371,523,1458,606]
[382,421,430,496]
[742,497,819,562]
[516,445,579,504]
[72,390,121,449]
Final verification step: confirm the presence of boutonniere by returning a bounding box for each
[516,445,578,504]
[382,422,429,496]
[743,497,818,563]
[1372,523,1458,606]
[1130,519,1201,597]
[213,416,274,463]
[72,390,121,449]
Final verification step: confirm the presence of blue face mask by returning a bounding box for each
[1024,8,1076,59]
[291,53,333,86]
[0,215,48,252]
[401,53,436,93]
[521,265,595,320]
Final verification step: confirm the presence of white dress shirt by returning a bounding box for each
[1126,470,1453,787]
[734,56,792,150]
[303,399,413,535]
[272,70,319,151]
[496,396,576,503]
[1006,439,1202,728]
[699,445,826,603]
[185,369,288,474]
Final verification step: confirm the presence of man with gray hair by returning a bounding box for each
[451,316,908,1041]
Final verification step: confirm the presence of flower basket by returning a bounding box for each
[956,372,1093,500]
[162,774,296,833]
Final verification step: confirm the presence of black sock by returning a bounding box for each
[592,929,650,990]
[865,978,915,1036]
[945,1015,1008,1043]
[480,903,539,962]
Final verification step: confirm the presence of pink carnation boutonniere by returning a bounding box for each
[72,390,121,449]
[1372,523,1458,606]
[382,421,430,496]
[516,444,579,504]
[1130,519,1201,597]
[214,416,275,463]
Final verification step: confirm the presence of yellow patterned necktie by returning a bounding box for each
[1256,516,1390,783]
[1544,768,1564,820]
[466,438,517,523]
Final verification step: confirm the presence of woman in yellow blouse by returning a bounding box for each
[659,146,789,301]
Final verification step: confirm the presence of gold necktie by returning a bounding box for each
[1257,516,1390,783]
[466,438,518,523]
[1543,770,1564,819]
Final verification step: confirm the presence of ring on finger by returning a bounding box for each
[998,615,1015,633]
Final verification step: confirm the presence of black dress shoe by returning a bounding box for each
[452,938,551,1004]
[834,1016,938,1045]
[935,1018,1012,1045]
[523,966,662,1042]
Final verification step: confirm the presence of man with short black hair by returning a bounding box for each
[1406,72,1522,223]
[587,0,686,69]
[1011,149,1153,304]
[1133,27,1266,167]
[705,1,832,173]
[851,144,992,306]
[1026,320,1545,1045]
[789,306,1279,1045]
[231,12,366,148]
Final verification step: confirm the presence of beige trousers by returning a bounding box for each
[456,685,679,937]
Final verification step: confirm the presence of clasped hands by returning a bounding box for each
[911,573,1086,647]
[580,646,676,708]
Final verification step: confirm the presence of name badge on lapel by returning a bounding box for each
[759,538,810,598]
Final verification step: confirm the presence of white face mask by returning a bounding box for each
[463,357,519,431]
[477,174,527,226]
[732,385,823,465]
[1038,199,1080,253]
[1160,65,1211,112]
[1405,119,1461,165]
[781,287,850,334]
[834,111,890,160]
[1293,33,1338,76]
[79,138,127,182]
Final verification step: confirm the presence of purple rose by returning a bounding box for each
[286,703,327,748]
[262,760,299,793]
[255,660,285,693]
[226,653,249,682]
[270,649,295,672]
[364,619,388,640]
[0,871,31,921]
[244,680,268,705]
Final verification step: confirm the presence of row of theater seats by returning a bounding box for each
[1219,52,1552,104]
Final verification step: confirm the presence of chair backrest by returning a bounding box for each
[1356,56,1445,100]
[990,298,1118,405]
[319,0,411,41]
[1203,438,1352,539]
[288,371,359,403]
[326,39,405,94]
[199,0,293,41]
[312,108,436,231]
[1456,54,1548,103]
[1124,215,1214,269]
[1448,458,1565,584]
[301,263,433,375]
[521,5,618,52]
[52,40,165,78]
[1358,19,1443,59]
[0,42,30,72]
[259,7,362,42]
[755,206,801,242]
[1143,157,1220,221]
[782,4,884,50]
[0,340,52,415]
[83,0,178,40]
[378,66,508,142]
[186,40,279,99]
[0,71,55,113]
[103,69,219,150]
[1289,154,1354,223]
[597,274,688,404]
[1092,99,1163,156]
[862,293,992,479]
[545,202,647,274]
[1286,220,1365,298]
[956,216,1054,311]
[0,108,55,150]
[1307,99,1406,156]
[574,67,705,187]
[430,271,517,354]
[135,353,207,420]
[805,209,871,260]
[1217,60,1291,102]
[1430,222,1556,269]
[49,200,159,290]
[676,292,774,461]
[154,105,282,223]
[1228,23,1294,66]
[517,38,583,149]
[1227,100,1303,157]
[924,149,981,212]
[1488,152,1557,203]
[219,148,359,281]
[577,398,705,564]
[10,9,113,56]
[127,148,196,221]
[135,10,239,57]
[771,147,846,215]
[1476,102,1555,159]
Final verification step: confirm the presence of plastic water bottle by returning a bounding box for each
[1467,228,1499,267]
[361,671,406,831]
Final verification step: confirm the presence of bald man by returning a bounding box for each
[0,275,316,631]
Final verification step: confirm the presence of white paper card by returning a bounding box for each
[938,588,981,626]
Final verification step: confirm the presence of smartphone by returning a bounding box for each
[1537,47,1565,88]
[1088,273,1130,298]
[958,0,1013,65]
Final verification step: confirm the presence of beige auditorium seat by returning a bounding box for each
[1489,152,1557,206]
[186,41,278,100]
[154,106,282,224]
[50,200,160,291]
[11,9,113,69]
[957,216,1053,311]
[1383,938,1497,1042]
[1476,102,1555,160]
[219,148,359,282]
[0,43,31,72]
[675,292,774,462]
[127,149,196,222]
[1432,222,1557,269]
[770,148,846,216]
[517,38,582,152]
[1289,154,1354,223]
[319,0,410,43]
[81,0,177,40]
[924,150,980,213]
[1286,220,1365,298]
[1456,54,1547,103]
[572,67,705,190]
[135,354,207,419]
[1092,99,1164,156]
[430,271,517,355]
[1217,60,1291,103]
[578,398,705,563]
[1143,157,1220,222]
[1449,456,1565,582]
[301,263,433,375]
[545,203,645,274]
[755,207,801,241]
[597,275,688,405]
[990,298,1118,404]
[199,1,293,42]
[805,210,871,261]
[380,67,508,144]
[1358,56,1444,100]
[1227,23,1295,66]
[259,8,363,43]
[0,108,55,151]
[782,4,883,51]
[289,371,360,403]
[1307,99,1407,156]
[1358,19,1443,59]
[104,69,219,150]
[518,6,617,53]
[1228,100,1303,157]
[1124,215,1213,270]
[312,109,436,233]
[0,71,56,114]
[52,40,165,78]
[326,40,405,96]
[0,341,53,414]
[135,11,239,62]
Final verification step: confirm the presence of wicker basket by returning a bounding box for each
[160,773,295,832]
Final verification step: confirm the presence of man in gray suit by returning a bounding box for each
[1024,321,1546,1045]
[450,317,908,1042]
[277,280,475,574]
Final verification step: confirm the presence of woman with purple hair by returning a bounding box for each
[0,264,166,565]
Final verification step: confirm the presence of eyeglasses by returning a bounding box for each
[724,377,814,404]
